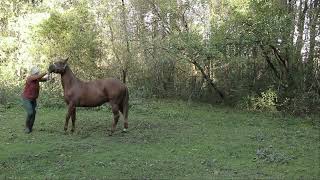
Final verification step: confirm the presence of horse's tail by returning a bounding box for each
[122,87,129,130]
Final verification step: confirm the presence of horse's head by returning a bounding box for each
[48,57,69,74]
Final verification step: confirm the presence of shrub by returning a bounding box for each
[0,86,21,108]
[240,88,278,112]
[0,88,7,105]
[281,91,320,116]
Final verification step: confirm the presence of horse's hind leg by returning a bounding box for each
[64,112,70,132]
[119,104,128,133]
[109,103,120,136]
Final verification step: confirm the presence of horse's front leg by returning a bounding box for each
[71,107,76,133]
[64,104,74,132]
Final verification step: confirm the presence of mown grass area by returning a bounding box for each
[0,99,319,179]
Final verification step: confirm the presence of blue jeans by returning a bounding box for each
[22,98,37,131]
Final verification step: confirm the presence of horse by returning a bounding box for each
[48,57,129,136]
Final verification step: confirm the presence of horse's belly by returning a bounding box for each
[79,101,106,107]
[78,94,108,107]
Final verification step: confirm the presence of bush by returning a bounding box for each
[0,79,65,109]
[37,80,66,108]
[240,88,278,112]
[0,86,21,108]
[0,88,7,105]
[281,91,320,116]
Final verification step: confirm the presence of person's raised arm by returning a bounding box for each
[39,73,50,82]
[27,72,48,82]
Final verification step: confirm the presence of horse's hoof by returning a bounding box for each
[71,129,75,133]
[122,129,128,133]
[24,128,31,134]
[108,133,113,136]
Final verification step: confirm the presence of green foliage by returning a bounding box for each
[0,0,319,116]
[241,89,278,112]
[0,82,22,107]
[36,0,99,79]
[38,81,66,108]
[281,91,320,116]
[246,0,293,42]
[0,88,8,105]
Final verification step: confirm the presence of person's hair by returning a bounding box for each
[31,66,40,75]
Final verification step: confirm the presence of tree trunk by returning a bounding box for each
[259,44,281,80]
[308,0,319,63]
[121,0,131,84]
[191,60,225,99]
[295,0,309,62]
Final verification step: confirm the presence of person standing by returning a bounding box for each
[22,66,50,133]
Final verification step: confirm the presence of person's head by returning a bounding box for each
[48,57,69,74]
[30,66,40,75]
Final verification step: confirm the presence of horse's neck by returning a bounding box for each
[61,67,79,91]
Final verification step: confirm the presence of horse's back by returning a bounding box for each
[94,78,127,100]
[101,78,127,104]
[84,78,124,88]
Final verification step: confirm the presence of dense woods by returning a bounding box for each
[0,0,319,115]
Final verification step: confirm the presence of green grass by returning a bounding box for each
[0,99,319,179]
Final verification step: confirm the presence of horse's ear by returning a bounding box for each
[63,57,69,63]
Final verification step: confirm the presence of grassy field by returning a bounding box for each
[0,99,319,179]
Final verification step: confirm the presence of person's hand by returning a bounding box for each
[43,74,49,80]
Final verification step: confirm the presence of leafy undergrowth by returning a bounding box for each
[0,99,319,179]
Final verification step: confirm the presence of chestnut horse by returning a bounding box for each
[48,58,129,136]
